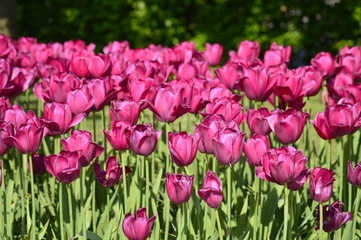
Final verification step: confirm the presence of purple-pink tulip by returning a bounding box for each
[61,130,104,167]
[315,201,352,232]
[166,173,194,204]
[310,112,337,140]
[122,208,157,240]
[246,107,272,135]
[126,124,161,156]
[109,99,142,125]
[168,131,199,167]
[347,161,361,187]
[212,128,246,165]
[203,43,223,66]
[104,121,130,151]
[0,121,13,156]
[93,157,131,187]
[198,170,223,208]
[243,134,270,167]
[310,167,335,202]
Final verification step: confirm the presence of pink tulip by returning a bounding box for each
[310,167,335,202]
[42,102,85,136]
[61,130,104,167]
[66,86,95,115]
[148,85,190,123]
[122,208,157,240]
[29,154,46,175]
[166,173,194,204]
[44,150,83,184]
[93,157,131,187]
[212,128,246,165]
[0,121,13,156]
[310,112,337,140]
[126,124,161,156]
[236,40,260,63]
[243,134,270,166]
[214,64,240,89]
[347,161,361,187]
[86,78,118,111]
[203,97,245,125]
[246,107,272,135]
[315,201,352,232]
[0,97,10,120]
[198,170,223,208]
[109,100,143,125]
[104,121,130,151]
[311,52,335,77]
[264,42,291,68]
[168,132,199,167]
[33,72,71,103]
[256,146,310,190]
[267,108,309,144]
[203,43,223,66]
[4,105,29,131]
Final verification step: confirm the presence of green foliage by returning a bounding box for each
[17,0,361,64]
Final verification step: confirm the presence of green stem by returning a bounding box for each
[28,154,37,240]
[164,123,171,240]
[327,139,332,169]
[119,151,128,212]
[67,184,74,237]
[339,137,344,202]
[92,111,97,142]
[59,184,65,240]
[145,156,150,211]
[81,169,87,240]
[18,154,25,239]
[227,166,232,239]
[102,108,107,159]
[216,209,224,240]
[319,203,324,239]
[283,184,289,240]
[352,188,361,239]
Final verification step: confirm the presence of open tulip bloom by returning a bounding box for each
[122,208,157,240]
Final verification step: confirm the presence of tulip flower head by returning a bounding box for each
[122,208,157,240]
[166,173,194,204]
[310,167,335,202]
[93,157,131,187]
[347,161,361,187]
[315,201,352,232]
[126,124,162,156]
[168,131,199,167]
[198,170,223,208]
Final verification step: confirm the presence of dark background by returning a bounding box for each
[7,0,361,65]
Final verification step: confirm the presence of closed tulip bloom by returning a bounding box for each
[44,150,83,184]
[122,208,157,240]
[214,64,240,89]
[104,121,130,151]
[264,42,292,68]
[347,161,361,187]
[109,99,142,125]
[256,146,310,190]
[204,97,245,125]
[29,154,46,175]
[166,173,194,204]
[267,108,309,145]
[315,201,352,232]
[168,132,199,167]
[311,52,335,77]
[93,157,131,187]
[198,170,223,208]
[203,43,223,66]
[4,105,28,131]
[246,108,272,135]
[5,123,44,154]
[42,102,85,136]
[148,85,190,123]
[310,167,335,202]
[236,40,260,64]
[310,112,337,140]
[243,134,270,166]
[126,124,161,156]
[212,128,246,165]
[33,72,71,103]
[61,130,104,167]
[66,86,95,115]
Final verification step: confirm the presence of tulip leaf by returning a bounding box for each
[152,166,163,195]
[74,230,102,240]
[38,219,50,239]
[261,188,278,225]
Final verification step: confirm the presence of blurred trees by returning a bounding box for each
[17,0,361,65]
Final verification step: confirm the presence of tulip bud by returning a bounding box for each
[311,52,335,78]
[310,167,335,202]
[347,161,361,187]
[168,132,199,167]
[315,201,352,232]
[126,124,161,156]
[122,208,157,240]
[246,108,272,135]
[104,121,130,151]
[243,134,270,166]
[203,43,223,66]
[166,173,194,204]
[198,170,223,208]
[29,154,46,175]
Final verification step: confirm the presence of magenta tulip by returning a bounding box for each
[109,99,143,125]
[198,170,223,208]
[264,42,291,68]
[315,201,352,232]
[122,208,157,240]
[347,161,361,187]
[256,146,310,190]
[214,64,240,89]
[310,167,335,202]
[33,72,71,103]
[236,40,260,64]
[212,128,246,165]
[93,156,131,187]
[61,130,104,167]
[104,121,130,151]
[310,112,337,140]
[168,132,199,167]
[66,86,95,115]
[126,124,161,156]
[44,150,83,184]
[166,173,194,204]
[203,97,245,125]
[311,52,335,77]
[243,134,270,166]
[267,108,309,145]
[29,154,46,175]
[203,43,223,66]
[0,121,13,156]
[246,108,272,135]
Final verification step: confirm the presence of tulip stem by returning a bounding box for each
[102,108,107,159]
[216,209,223,240]
[319,203,324,239]
[67,184,74,237]
[17,154,25,239]
[119,151,128,213]
[226,166,232,239]
[283,184,289,240]
[80,169,87,240]
[92,111,97,142]
[28,154,37,240]
[59,183,65,240]
[164,123,171,240]
[352,188,361,239]
[339,137,344,202]
[145,156,150,211]
[327,139,332,169]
